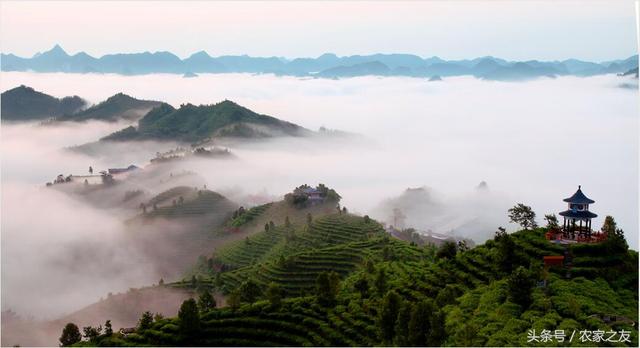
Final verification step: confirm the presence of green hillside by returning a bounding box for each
[102,100,310,142]
[55,93,161,122]
[69,212,638,347]
[144,190,237,220]
[1,85,86,121]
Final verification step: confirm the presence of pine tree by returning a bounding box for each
[137,311,153,331]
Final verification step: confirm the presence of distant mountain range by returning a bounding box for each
[2,45,638,81]
[0,85,160,122]
[102,100,310,143]
[0,85,86,121]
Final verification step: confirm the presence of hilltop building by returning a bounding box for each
[108,165,140,175]
[301,187,324,205]
[559,185,597,239]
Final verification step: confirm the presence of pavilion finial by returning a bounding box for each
[578,185,581,189]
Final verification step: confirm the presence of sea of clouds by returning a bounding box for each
[1,71,637,320]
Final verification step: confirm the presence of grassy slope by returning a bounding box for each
[84,216,639,347]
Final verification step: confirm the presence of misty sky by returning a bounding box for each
[0,1,637,61]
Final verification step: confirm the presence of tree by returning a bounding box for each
[408,300,431,346]
[227,290,241,311]
[378,290,402,343]
[364,215,371,224]
[325,189,341,202]
[435,284,463,306]
[178,298,201,335]
[285,216,291,228]
[602,216,628,254]
[197,290,216,313]
[601,215,617,235]
[82,325,102,342]
[507,266,535,309]
[436,240,457,259]
[494,227,517,273]
[394,303,411,346]
[544,214,559,229]
[59,323,82,346]
[265,282,283,308]
[457,240,470,253]
[354,277,369,298]
[375,267,387,294]
[315,271,339,306]
[137,311,153,331]
[364,258,375,274]
[508,203,537,230]
[382,245,394,261]
[104,320,113,336]
[239,279,262,303]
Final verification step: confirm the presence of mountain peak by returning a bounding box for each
[189,50,212,59]
[106,92,135,102]
[43,44,68,57]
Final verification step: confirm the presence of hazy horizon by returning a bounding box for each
[1,1,637,62]
[2,43,638,63]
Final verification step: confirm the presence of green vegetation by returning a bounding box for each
[55,92,161,122]
[102,100,309,142]
[1,85,86,121]
[228,204,273,228]
[67,204,638,346]
[284,184,341,209]
[147,186,195,207]
[508,203,538,230]
[144,190,236,220]
[59,323,82,346]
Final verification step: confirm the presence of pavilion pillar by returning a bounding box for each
[579,220,583,238]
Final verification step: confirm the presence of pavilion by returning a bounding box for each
[559,185,597,239]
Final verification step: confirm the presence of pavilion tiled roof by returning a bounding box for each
[563,185,595,204]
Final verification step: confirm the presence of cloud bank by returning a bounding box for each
[1,72,637,322]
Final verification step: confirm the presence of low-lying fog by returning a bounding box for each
[1,71,637,321]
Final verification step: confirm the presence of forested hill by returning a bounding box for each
[71,209,637,347]
[101,100,310,143]
[55,93,162,122]
[1,85,86,121]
